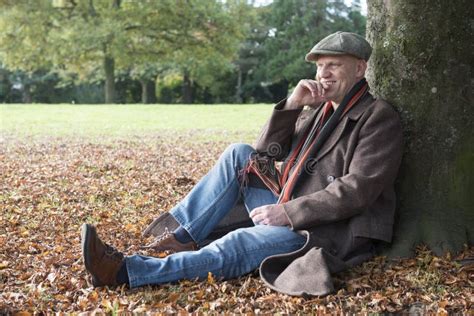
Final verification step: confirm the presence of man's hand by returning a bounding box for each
[249,204,291,226]
[286,79,327,109]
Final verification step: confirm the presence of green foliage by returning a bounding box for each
[0,0,365,104]
[0,0,249,103]
[0,1,53,72]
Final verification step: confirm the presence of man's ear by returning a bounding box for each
[356,59,367,77]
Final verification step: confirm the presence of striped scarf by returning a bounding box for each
[241,78,369,204]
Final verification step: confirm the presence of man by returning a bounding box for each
[81,31,403,296]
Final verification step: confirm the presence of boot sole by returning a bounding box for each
[81,223,101,286]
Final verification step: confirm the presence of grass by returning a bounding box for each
[0,103,274,142]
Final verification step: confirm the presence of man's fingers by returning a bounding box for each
[249,208,260,218]
[288,79,327,108]
[300,80,325,98]
[251,213,264,224]
[300,80,318,97]
[250,208,268,224]
[249,209,260,221]
[317,81,325,96]
[311,80,325,96]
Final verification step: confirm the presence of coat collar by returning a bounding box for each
[346,92,374,120]
[311,92,374,160]
[304,91,373,123]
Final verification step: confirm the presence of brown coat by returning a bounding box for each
[143,92,403,296]
[255,93,403,295]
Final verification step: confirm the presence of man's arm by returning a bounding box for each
[254,100,302,160]
[250,80,327,226]
[255,80,327,160]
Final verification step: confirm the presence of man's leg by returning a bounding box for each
[83,143,299,287]
[82,182,298,287]
[121,155,297,287]
[126,225,306,288]
[169,143,256,244]
[121,174,292,287]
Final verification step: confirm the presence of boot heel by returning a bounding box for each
[91,275,101,287]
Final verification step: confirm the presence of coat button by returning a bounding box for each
[327,175,335,182]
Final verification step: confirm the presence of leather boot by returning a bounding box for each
[143,228,198,254]
[81,223,124,287]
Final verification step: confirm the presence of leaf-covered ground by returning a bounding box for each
[1,137,472,314]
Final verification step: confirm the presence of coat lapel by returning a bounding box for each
[290,105,324,151]
[315,94,373,161]
[315,117,351,161]
[301,105,324,131]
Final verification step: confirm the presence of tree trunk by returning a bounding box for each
[235,67,243,103]
[366,0,473,257]
[182,69,194,104]
[140,78,157,104]
[22,83,32,103]
[112,0,121,9]
[104,56,115,104]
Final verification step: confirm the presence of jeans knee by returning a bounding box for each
[225,143,254,155]
[222,143,255,167]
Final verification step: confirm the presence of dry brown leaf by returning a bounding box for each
[1,139,472,314]
[207,272,215,284]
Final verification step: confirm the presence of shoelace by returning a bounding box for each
[144,227,172,248]
[104,244,124,261]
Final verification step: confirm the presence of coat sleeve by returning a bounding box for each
[283,102,403,230]
[254,99,303,160]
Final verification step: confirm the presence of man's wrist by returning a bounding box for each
[284,97,302,110]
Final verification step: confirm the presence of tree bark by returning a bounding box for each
[235,67,243,103]
[366,0,473,257]
[104,55,115,104]
[112,0,121,9]
[140,78,157,104]
[182,69,194,104]
[22,82,32,103]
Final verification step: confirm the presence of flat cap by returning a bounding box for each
[305,31,372,62]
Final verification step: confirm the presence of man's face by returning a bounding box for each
[315,55,366,105]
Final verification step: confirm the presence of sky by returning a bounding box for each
[348,0,367,15]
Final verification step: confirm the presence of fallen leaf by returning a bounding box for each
[207,271,215,284]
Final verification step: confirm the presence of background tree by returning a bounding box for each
[0,1,55,102]
[0,1,52,72]
[0,0,129,103]
[49,0,150,103]
[128,64,160,104]
[232,5,271,103]
[167,0,250,104]
[0,67,12,102]
[0,0,248,104]
[366,0,473,256]
[116,0,211,104]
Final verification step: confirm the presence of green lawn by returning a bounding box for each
[0,103,274,142]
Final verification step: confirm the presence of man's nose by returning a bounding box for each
[318,66,330,78]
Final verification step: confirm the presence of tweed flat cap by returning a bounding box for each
[305,31,372,62]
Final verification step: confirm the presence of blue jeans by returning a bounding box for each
[125,143,306,288]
